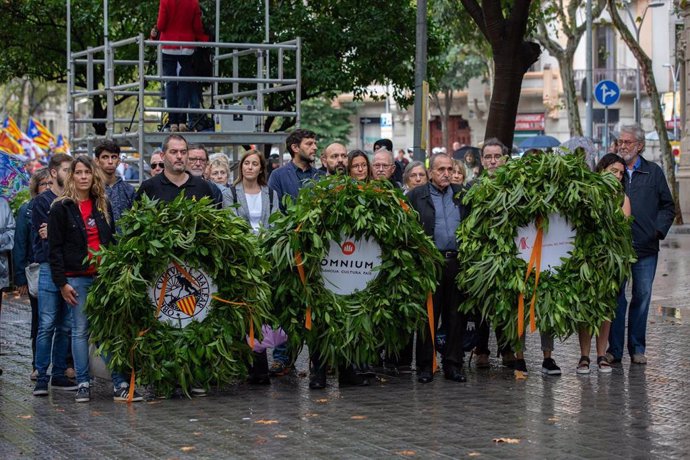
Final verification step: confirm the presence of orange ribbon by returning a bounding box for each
[294,251,311,330]
[517,218,543,338]
[426,291,437,372]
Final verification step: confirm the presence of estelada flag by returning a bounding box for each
[54,134,71,155]
[2,116,23,141]
[26,117,56,150]
[0,129,24,155]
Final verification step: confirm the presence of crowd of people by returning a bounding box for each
[0,123,675,401]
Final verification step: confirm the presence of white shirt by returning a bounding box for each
[245,192,262,233]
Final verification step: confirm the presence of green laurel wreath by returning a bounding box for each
[456,152,636,350]
[85,195,273,396]
[265,175,442,367]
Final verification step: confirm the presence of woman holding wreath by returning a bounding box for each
[49,156,141,403]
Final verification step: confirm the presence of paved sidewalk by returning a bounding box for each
[1,236,689,459]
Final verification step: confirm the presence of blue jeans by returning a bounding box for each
[68,276,128,389]
[68,276,93,385]
[608,254,658,359]
[162,53,193,125]
[273,344,290,365]
[35,263,72,384]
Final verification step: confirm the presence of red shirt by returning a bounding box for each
[156,0,208,49]
[68,199,99,276]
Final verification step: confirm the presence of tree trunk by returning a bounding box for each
[559,53,582,137]
[607,0,683,224]
[485,42,541,147]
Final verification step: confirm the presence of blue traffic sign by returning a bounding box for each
[594,80,620,106]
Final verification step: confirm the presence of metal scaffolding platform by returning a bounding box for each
[67,32,301,182]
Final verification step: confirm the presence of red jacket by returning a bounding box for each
[155,0,208,49]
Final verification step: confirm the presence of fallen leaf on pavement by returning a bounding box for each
[255,419,279,425]
[493,438,520,444]
[351,415,367,420]
[180,446,196,452]
[17,415,32,419]
[274,434,288,439]
[315,399,328,403]
[468,452,481,457]
[514,370,527,380]
[395,450,416,456]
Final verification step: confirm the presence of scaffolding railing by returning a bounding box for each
[68,34,301,183]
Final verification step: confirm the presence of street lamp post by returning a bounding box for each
[663,62,681,140]
[625,1,664,124]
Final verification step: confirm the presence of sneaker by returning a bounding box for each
[475,353,490,369]
[541,358,562,375]
[30,369,38,381]
[33,381,49,396]
[631,354,647,364]
[502,352,516,368]
[75,384,90,403]
[605,352,621,364]
[191,387,208,397]
[113,383,144,402]
[514,359,528,375]
[51,376,79,391]
[269,361,291,377]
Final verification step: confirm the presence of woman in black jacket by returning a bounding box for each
[48,156,139,403]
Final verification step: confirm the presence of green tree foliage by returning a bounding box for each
[298,97,360,148]
[0,1,444,134]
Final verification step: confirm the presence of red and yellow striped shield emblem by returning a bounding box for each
[175,295,198,316]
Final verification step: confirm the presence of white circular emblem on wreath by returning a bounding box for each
[147,262,217,328]
[320,236,382,295]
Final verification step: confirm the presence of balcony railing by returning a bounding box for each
[574,69,639,93]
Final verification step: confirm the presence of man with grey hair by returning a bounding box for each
[607,123,675,365]
[372,148,402,187]
[407,153,469,383]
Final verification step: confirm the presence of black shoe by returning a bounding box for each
[33,380,49,396]
[541,358,562,375]
[443,365,467,382]
[309,368,327,390]
[355,364,376,378]
[338,366,370,387]
[417,368,433,384]
[514,359,528,375]
[248,351,271,385]
[51,376,78,391]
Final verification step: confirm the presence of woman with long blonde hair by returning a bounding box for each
[49,156,140,402]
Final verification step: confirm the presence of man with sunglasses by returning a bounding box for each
[150,149,165,177]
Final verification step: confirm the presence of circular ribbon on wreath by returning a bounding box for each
[455,152,636,351]
[265,175,443,368]
[85,195,273,398]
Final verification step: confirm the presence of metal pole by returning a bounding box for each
[104,0,114,138]
[585,0,593,138]
[604,105,609,152]
[673,63,679,140]
[214,0,220,109]
[138,33,146,185]
[413,0,427,162]
[67,0,73,144]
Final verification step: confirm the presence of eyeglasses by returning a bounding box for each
[188,157,207,164]
[352,163,368,170]
[372,163,392,169]
[39,181,52,187]
[150,162,164,169]
[617,139,639,146]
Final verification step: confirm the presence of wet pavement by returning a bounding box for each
[1,235,689,459]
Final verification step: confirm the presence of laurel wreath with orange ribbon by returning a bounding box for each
[456,152,636,351]
[264,175,442,368]
[84,195,274,398]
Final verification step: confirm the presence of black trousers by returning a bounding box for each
[476,318,512,357]
[416,255,466,370]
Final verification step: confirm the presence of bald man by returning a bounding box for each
[322,142,348,175]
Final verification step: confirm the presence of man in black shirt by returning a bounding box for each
[136,134,221,206]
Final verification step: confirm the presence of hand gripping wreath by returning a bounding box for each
[85,195,273,397]
[456,152,636,351]
[265,175,442,367]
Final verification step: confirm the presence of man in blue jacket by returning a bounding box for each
[607,124,675,365]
